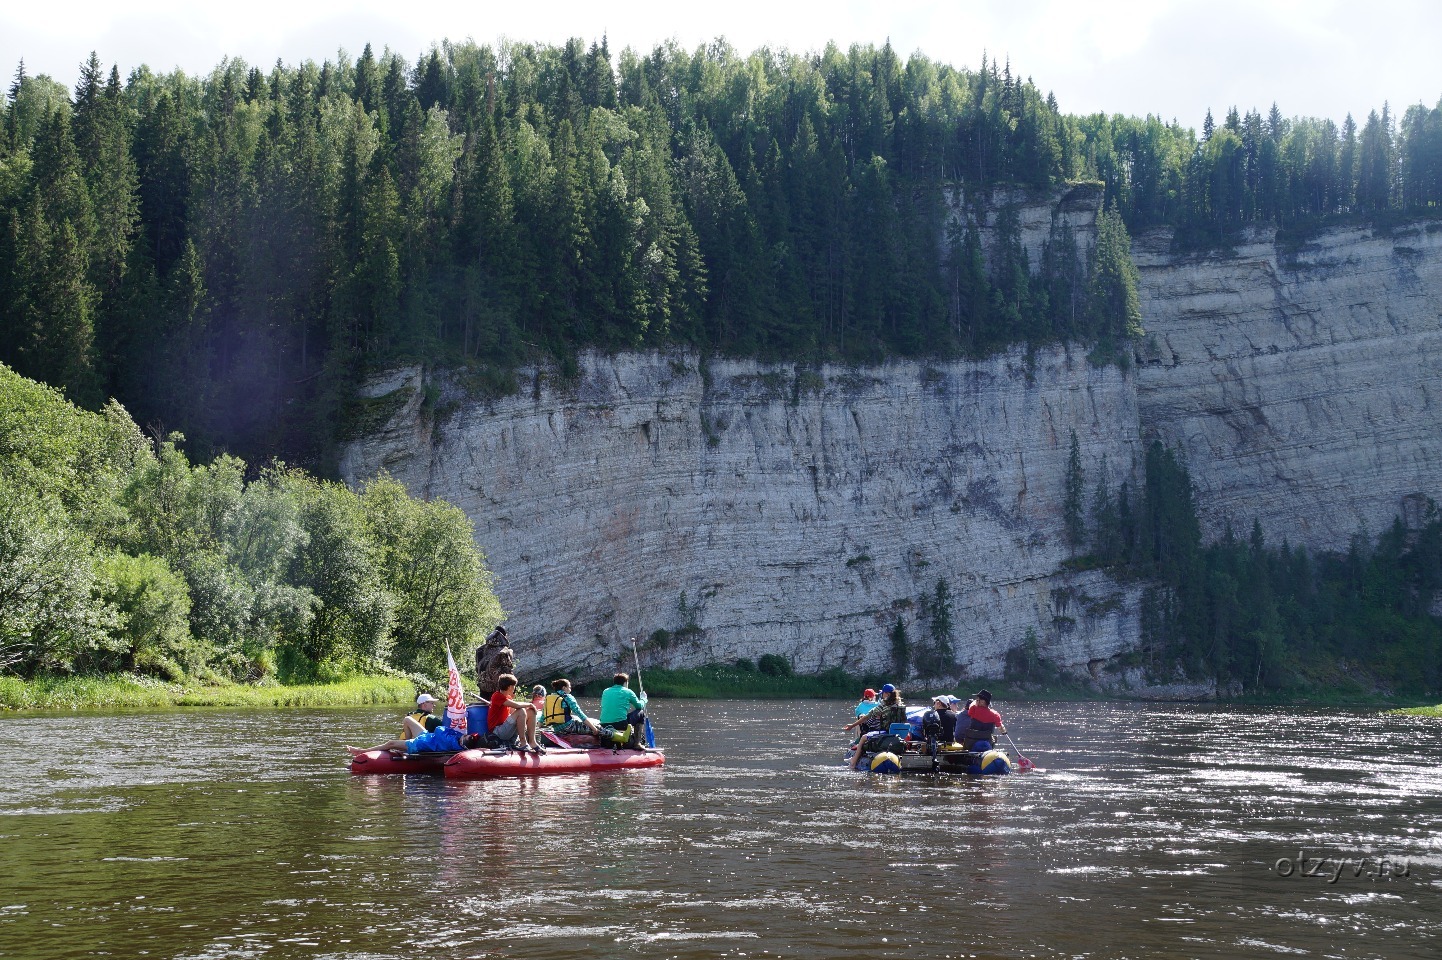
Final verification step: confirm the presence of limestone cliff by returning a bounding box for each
[340,200,1442,694]
[340,351,1143,684]
[1134,221,1442,551]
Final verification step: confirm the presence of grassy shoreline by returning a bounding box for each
[0,674,415,712]
[3,667,1436,714]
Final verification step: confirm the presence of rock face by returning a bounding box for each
[340,350,1143,684]
[1133,222,1442,551]
[340,199,1442,692]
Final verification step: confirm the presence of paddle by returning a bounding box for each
[630,638,657,748]
[1003,731,1036,772]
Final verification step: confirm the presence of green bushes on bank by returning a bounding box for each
[1066,438,1442,697]
[0,364,501,687]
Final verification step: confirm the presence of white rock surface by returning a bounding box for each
[340,201,1442,693]
[1134,222,1442,550]
[340,349,1144,683]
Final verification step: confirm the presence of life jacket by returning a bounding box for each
[864,701,907,731]
[542,692,571,726]
[403,710,440,737]
[967,704,999,736]
[962,705,998,748]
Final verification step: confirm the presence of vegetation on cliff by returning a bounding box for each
[1062,441,1442,697]
[0,364,501,699]
[4,41,1436,468]
[4,41,1150,466]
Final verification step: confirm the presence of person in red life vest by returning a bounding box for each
[489,673,545,753]
[960,689,1006,749]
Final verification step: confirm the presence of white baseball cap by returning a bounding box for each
[416,693,438,706]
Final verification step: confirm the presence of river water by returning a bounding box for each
[0,700,1438,960]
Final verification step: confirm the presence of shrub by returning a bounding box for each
[757,653,793,677]
[0,481,115,676]
[92,551,196,678]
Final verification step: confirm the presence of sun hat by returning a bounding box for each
[970,689,993,703]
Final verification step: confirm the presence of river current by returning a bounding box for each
[0,700,1438,959]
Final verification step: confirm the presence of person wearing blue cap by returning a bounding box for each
[843,684,907,769]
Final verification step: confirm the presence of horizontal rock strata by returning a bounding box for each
[1134,221,1442,551]
[341,350,1142,682]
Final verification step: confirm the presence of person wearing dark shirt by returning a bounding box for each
[921,695,961,745]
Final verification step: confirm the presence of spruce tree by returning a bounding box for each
[1063,429,1085,549]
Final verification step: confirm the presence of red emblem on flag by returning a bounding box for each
[445,644,467,733]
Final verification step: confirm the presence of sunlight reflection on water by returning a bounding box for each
[0,701,1438,959]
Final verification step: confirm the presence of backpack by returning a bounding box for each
[921,709,942,742]
[866,733,908,756]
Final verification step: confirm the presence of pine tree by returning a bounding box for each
[1086,202,1143,350]
[1063,429,1085,549]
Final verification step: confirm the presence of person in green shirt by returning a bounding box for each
[597,672,649,749]
[542,678,604,738]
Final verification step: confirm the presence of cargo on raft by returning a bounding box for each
[858,744,1013,776]
[852,705,1017,776]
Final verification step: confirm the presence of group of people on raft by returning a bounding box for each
[841,684,1006,770]
[346,672,651,759]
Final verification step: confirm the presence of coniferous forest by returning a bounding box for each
[2,38,1442,696]
[4,40,1442,465]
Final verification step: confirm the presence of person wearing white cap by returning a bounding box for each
[402,693,443,738]
[917,694,959,747]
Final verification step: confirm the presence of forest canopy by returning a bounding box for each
[5,39,1438,465]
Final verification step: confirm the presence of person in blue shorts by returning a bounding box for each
[348,723,465,757]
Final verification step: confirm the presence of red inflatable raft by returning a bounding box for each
[443,746,664,779]
[349,746,664,778]
[348,750,452,775]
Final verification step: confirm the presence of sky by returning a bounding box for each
[5,1,1442,129]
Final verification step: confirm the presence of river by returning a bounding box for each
[0,700,1438,959]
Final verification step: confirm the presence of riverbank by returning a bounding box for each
[1393,704,1442,717]
[0,674,414,712]
[636,665,1087,701]
[639,665,883,699]
[632,663,1437,708]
